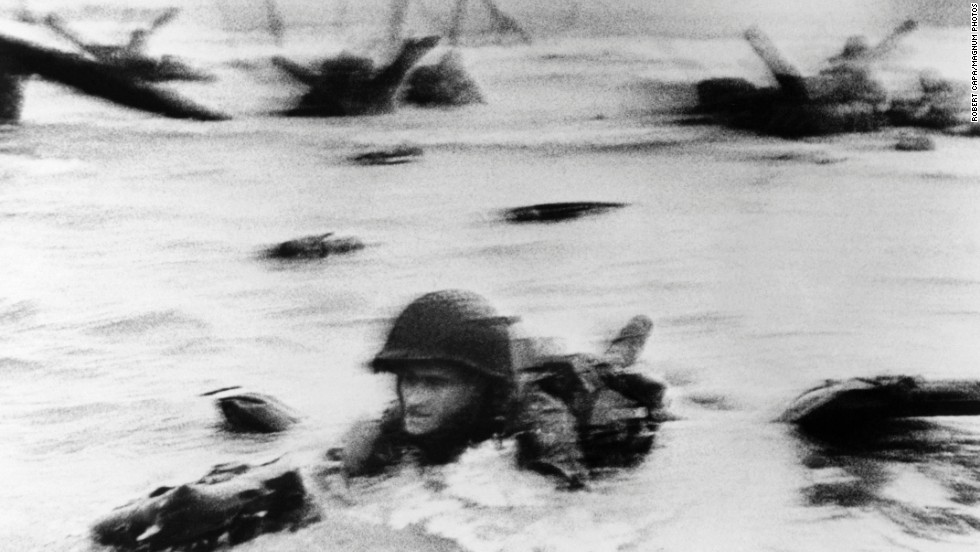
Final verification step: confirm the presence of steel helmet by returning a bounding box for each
[371,290,516,381]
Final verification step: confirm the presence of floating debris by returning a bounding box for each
[502,202,628,223]
[203,387,301,433]
[779,376,980,431]
[349,144,423,165]
[92,458,320,551]
[264,233,365,260]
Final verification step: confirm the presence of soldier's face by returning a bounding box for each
[397,363,486,436]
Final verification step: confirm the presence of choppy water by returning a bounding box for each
[1,16,979,552]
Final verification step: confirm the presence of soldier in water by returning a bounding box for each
[331,289,668,489]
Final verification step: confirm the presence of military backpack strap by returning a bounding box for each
[514,388,588,489]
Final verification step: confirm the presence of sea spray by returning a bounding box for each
[336,440,646,552]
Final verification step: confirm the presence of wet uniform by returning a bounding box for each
[342,351,665,487]
[338,290,665,488]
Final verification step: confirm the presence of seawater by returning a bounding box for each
[1,19,979,552]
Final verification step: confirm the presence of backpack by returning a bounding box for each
[518,316,666,468]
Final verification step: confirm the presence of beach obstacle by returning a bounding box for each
[0,57,26,122]
[0,30,228,122]
[42,11,213,83]
[401,0,485,107]
[277,36,440,117]
[693,22,970,138]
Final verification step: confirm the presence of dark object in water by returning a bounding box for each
[104,54,214,83]
[91,458,320,550]
[503,202,628,223]
[0,56,27,122]
[0,30,228,121]
[946,122,980,137]
[895,133,935,151]
[204,387,301,433]
[403,49,484,107]
[519,315,667,472]
[349,144,423,165]
[43,12,214,83]
[733,20,972,137]
[779,376,980,430]
[694,76,885,137]
[265,233,365,259]
[693,23,936,137]
[887,72,970,130]
[693,27,889,138]
[276,36,440,117]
